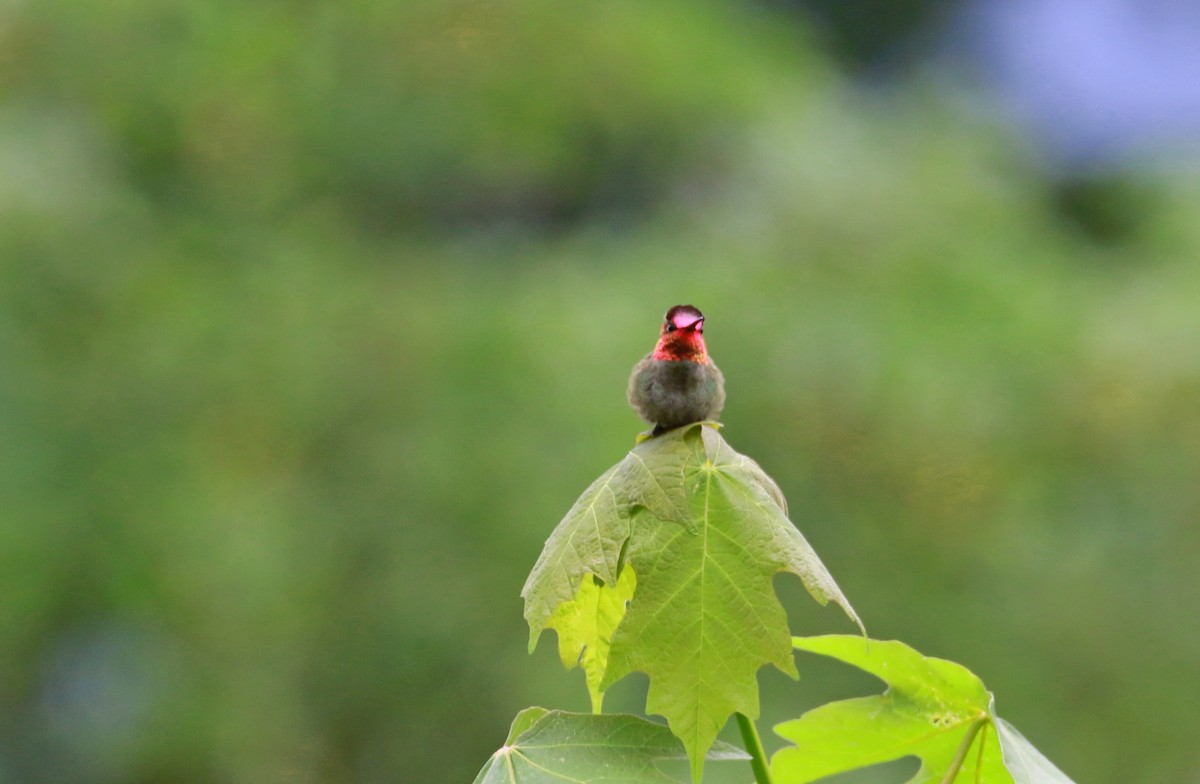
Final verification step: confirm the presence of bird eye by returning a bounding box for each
[665,323,676,332]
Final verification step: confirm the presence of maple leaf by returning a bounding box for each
[471,707,748,784]
[601,425,863,781]
[523,423,862,781]
[771,636,1077,784]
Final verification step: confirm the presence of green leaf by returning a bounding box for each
[600,425,863,781]
[471,708,749,784]
[545,567,638,712]
[771,636,1076,784]
[522,424,861,780]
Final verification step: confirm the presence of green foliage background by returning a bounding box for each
[2,1,1197,782]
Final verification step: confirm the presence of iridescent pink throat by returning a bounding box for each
[652,332,710,363]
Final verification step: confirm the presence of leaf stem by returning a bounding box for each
[938,716,988,784]
[735,712,773,784]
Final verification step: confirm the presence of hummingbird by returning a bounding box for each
[628,305,726,435]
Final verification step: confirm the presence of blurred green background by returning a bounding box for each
[2,1,1198,782]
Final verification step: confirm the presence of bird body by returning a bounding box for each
[628,305,725,434]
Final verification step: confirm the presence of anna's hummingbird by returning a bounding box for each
[628,305,726,435]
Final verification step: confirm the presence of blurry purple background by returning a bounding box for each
[964,0,1200,169]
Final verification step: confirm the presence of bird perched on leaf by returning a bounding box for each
[628,305,726,435]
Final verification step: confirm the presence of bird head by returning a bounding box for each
[651,304,711,363]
